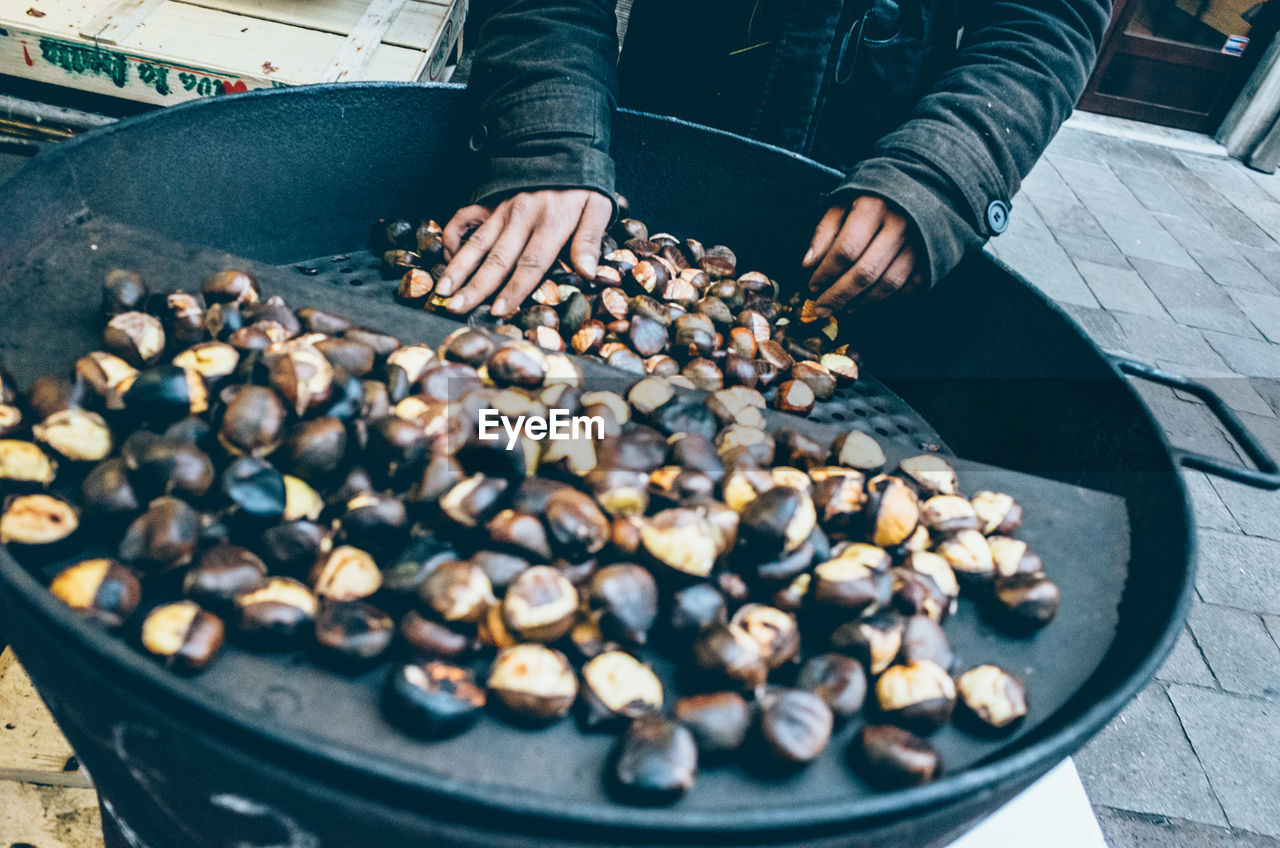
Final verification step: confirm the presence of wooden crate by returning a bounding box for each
[0,0,465,106]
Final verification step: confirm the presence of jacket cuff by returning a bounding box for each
[468,81,617,212]
[832,155,988,287]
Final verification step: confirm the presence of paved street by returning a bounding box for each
[990,124,1280,848]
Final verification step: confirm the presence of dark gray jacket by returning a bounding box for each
[464,0,1112,285]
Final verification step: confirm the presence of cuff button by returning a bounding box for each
[985,200,1010,235]
[468,123,489,152]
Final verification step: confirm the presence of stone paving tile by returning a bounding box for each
[1202,331,1280,379]
[1184,469,1242,532]
[1209,477,1280,541]
[1095,807,1280,848]
[1195,202,1280,252]
[1112,164,1207,221]
[1166,372,1276,418]
[1243,247,1280,288]
[1253,379,1280,416]
[992,231,1100,308]
[1228,290,1280,343]
[1191,249,1280,296]
[1138,389,1244,465]
[1266,616,1280,652]
[1187,603,1280,698]
[1026,193,1112,241]
[1046,154,1130,198]
[1075,683,1226,827]
[1105,219,1201,269]
[1177,154,1280,241]
[1019,157,1076,201]
[1056,232,1132,269]
[1130,258,1260,337]
[1170,685,1280,838]
[1234,410,1280,459]
[1195,530,1280,615]
[1059,303,1130,353]
[1077,259,1168,318]
[1155,624,1217,688]
[1112,312,1230,371]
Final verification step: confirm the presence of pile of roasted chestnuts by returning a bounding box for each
[381,208,860,415]
[0,265,1060,803]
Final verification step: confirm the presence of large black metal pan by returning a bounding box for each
[0,83,1276,848]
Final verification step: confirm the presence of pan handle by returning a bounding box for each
[1110,356,1280,489]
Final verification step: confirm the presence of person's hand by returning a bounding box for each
[436,189,614,317]
[803,196,925,316]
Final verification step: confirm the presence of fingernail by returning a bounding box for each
[576,253,597,277]
[802,248,814,266]
[492,298,508,315]
[436,276,453,296]
[815,306,832,319]
[444,296,464,312]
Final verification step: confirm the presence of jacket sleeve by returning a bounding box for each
[464,0,620,210]
[833,0,1112,285]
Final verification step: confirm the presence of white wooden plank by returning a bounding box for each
[0,648,92,787]
[167,0,449,52]
[79,0,166,45]
[321,0,408,82]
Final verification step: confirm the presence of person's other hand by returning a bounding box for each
[436,190,614,317]
[803,196,925,316]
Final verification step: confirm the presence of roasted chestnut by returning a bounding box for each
[32,409,112,463]
[738,485,816,557]
[103,269,149,315]
[796,653,866,718]
[501,565,578,642]
[937,529,996,587]
[80,457,140,519]
[831,610,905,676]
[919,495,980,535]
[384,660,486,737]
[898,614,955,671]
[611,715,698,803]
[899,455,958,497]
[398,609,470,657]
[640,508,718,579]
[864,474,920,548]
[218,385,287,457]
[811,544,892,615]
[125,366,208,421]
[579,649,664,729]
[757,688,834,765]
[222,456,287,522]
[691,622,769,690]
[875,660,956,733]
[140,600,225,672]
[0,440,57,488]
[183,544,267,612]
[831,430,886,472]
[118,496,200,572]
[310,545,382,601]
[851,724,941,788]
[269,346,334,416]
[955,664,1028,732]
[990,572,1060,631]
[313,599,395,667]
[589,563,658,645]
[234,576,317,647]
[420,560,494,624]
[104,311,165,366]
[972,491,1022,536]
[48,558,140,626]
[731,603,800,669]
[673,691,751,756]
[202,269,261,306]
[126,436,215,501]
[988,536,1043,579]
[487,643,578,720]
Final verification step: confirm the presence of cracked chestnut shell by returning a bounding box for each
[757,688,834,764]
[313,599,395,667]
[269,346,334,416]
[875,659,956,733]
[831,430,886,473]
[691,622,769,690]
[202,269,261,306]
[738,485,817,557]
[988,535,1044,579]
[118,496,200,573]
[0,440,57,489]
[991,572,1060,631]
[865,474,920,548]
[955,664,1028,732]
[937,529,996,588]
[545,488,611,559]
[852,724,942,788]
[385,660,486,738]
[234,576,318,648]
[811,544,892,615]
[673,691,751,757]
[310,544,382,602]
[141,600,225,672]
[501,565,578,642]
[972,490,1022,536]
[797,653,867,718]
[894,552,959,623]
[49,558,140,627]
[731,603,800,669]
[420,560,494,624]
[831,610,906,676]
[125,366,209,422]
[33,409,112,463]
[612,715,698,803]
[920,495,980,535]
[104,311,166,367]
[580,649,664,729]
[183,544,267,613]
[440,474,510,528]
[899,455,958,497]
[640,508,718,579]
[488,643,578,721]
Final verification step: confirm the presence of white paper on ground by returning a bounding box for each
[947,759,1107,848]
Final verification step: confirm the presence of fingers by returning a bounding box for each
[851,245,917,309]
[803,205,848,269]
[437,206,509,297]
[807,197,887,294]
[491,213,582,317]
[444,210,535,314]
[569,193,614,278]
[813,215,907,314]
[442,205,492,263]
